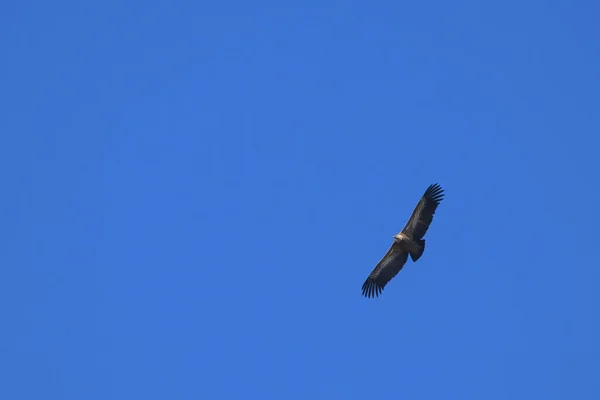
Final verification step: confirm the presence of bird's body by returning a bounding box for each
[393,232,423,255]
[361,183,444,298]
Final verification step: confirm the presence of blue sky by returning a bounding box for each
[2,0,599,399]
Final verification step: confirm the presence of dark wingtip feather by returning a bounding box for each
[424,183,445,205]
[361,277,383,298]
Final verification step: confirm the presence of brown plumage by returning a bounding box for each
[361,183,444,298]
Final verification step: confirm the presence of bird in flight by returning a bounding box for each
[361,183,445,298]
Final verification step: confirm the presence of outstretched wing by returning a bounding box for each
[401,183,444,241]
[361,245,409,298]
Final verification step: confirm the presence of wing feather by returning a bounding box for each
[401,183,444,240]
[361,244,409,298]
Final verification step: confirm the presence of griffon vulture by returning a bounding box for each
[361,183,445,298]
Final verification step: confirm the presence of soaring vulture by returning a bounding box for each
[361,183,445,298]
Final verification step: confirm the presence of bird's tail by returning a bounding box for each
[409,239,425,262]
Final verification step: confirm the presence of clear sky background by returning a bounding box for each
[2,1,599,399]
